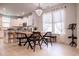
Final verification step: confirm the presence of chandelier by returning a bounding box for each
[35,3,43,16]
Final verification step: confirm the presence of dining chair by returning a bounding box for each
[16,32,27,46]
[24,32,42,52]
[8,32,15,43]
[41,32,52,46]
[41,33,48,47]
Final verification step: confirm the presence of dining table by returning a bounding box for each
[6,31,57,48]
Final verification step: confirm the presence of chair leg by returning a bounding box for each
[46,39,48,47]
[24,41,27,46]
[27,43,30,49]
[33,41,36,52]
[44,39,48,47]
[18,39,22,46]
[38,40,42,49]
[28,41,33,49]
[41,39,44,46]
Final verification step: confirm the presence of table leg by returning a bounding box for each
[50,37,52,46]
[18,39,22,46]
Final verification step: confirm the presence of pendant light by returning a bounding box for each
[35,3,43,16]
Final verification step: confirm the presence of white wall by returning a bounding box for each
[33,12,43,32]
[77,4,79,48]
[60,4,77,44]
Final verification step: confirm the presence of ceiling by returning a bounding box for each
[0,3,61,16]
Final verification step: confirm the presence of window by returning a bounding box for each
[43,12,52,32]
[53,9,65,34]
[43,9,65,34]
[2,17,11,28]
[26,15,33,26]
